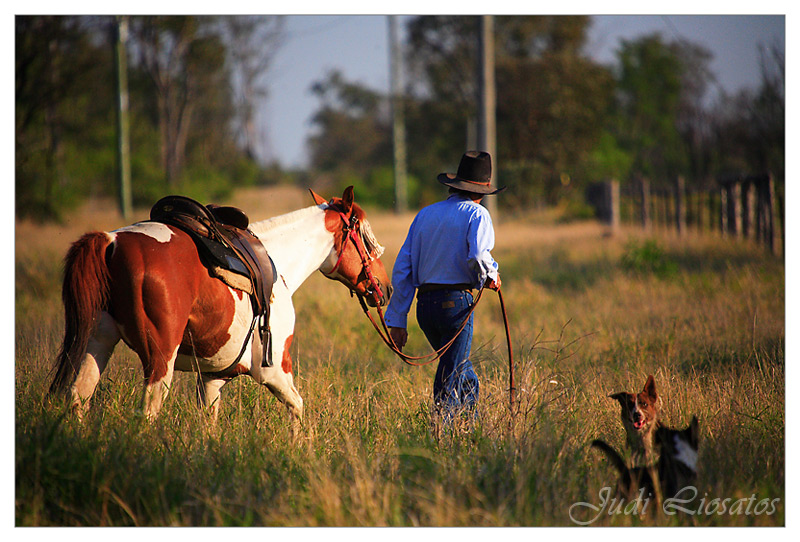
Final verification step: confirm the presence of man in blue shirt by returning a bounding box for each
[385,151,505,423]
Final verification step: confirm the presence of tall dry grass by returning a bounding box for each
[15,187,784,526]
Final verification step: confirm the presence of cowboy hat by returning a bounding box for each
[437,150,507,195]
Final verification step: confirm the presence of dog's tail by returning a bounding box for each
[591,439,630,477]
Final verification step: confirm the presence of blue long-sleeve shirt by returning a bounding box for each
[384,194,499,328]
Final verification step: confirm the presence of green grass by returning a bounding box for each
[15,206,784,526]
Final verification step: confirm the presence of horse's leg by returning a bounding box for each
[141,345,178,421]
[107,227,211,422]
[263,368,304,435]
[197,375,227,424]
[70,311,121,418]
[118,306,184,421]
[262,333,304,436]
[258,289,304,433]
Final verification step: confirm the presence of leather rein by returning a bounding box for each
[331,207,516,409]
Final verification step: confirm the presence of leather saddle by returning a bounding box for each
[149,195,277,369]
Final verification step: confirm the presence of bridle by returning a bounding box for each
[329,206,386,308]
[330,202,516,411]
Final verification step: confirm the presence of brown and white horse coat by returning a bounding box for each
[51,187,391,425]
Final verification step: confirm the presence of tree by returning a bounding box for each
[403,15,613,206]
[306,70,397,206]
[218,16,285,164]
[404,15,480,179]
[16,16,114,219]
[614,34,685,183]
[406,16,479,110]
[672,39,716,182]
[308,70,391,173]
[708,40,784,182]
[752,40,784,180]
[494,17,614,204]
[130,16,229,186]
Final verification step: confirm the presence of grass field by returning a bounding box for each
[15,186,785,526]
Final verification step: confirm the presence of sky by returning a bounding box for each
[258,14,786,169]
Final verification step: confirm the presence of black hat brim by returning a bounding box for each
[438,173,507,195]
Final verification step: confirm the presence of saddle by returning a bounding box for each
[149,195,277,369]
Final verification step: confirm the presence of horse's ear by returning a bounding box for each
[341,186,354,213]
[309,189,328,206]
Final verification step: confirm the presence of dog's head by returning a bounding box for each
[609,374,659,434]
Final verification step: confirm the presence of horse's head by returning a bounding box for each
[312,186,393,307]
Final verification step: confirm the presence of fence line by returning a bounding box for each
[588,174,783,256]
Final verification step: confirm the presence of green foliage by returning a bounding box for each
[403,15,615,207]
[613,34,689,181]
[497,161,548,211]
[307,70,393,188]
[556,197,597,223]
[15,15,783,221]
[330,167,422,210]
[15,15,281,221]
[16,16,117,220]
[620,238,679,278]
[583,131,634,182]
[496,48,615,203]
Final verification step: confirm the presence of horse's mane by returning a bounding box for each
[249,206,321,237]
[249,203,383,258]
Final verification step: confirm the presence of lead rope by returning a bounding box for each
[360,286,516,413]
[357,286,485,367]
[329,202,515,411]
[497,288,516,412]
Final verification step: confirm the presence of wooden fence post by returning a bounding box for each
[766,174,778,255]
[675,176,686,236]
[720,187,728,236]
[777,178,785,257]
[707,189,715,235]
[730,182,742,237]
[697,188,706,232]
[609,179,620,233]
[756,176,765,244]
[640,177,651,230]
[652,190,660,230]
[617,174,779,252]
[742,179,756,240]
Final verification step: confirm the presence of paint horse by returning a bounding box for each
[49,186,392,426]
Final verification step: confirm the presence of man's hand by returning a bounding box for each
[389,327,408,351]
[485,275,502,291]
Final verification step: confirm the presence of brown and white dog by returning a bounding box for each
[609,375,662,462]
[592,416,699,505]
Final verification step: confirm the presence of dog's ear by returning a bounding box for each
[643,375,657,400]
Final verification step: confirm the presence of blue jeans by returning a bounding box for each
[416,289,479,420]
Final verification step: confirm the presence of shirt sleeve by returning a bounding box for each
[467,208,499,287]
[383,226,416,328]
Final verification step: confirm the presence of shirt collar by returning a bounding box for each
[447,193,477,204]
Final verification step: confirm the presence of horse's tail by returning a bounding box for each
[50,232,112,395]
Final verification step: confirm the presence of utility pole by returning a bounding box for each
[388,16,408,213]
[477,15,497,217]
[114,16,132,220]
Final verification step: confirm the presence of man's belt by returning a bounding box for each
[417,283,474,294]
